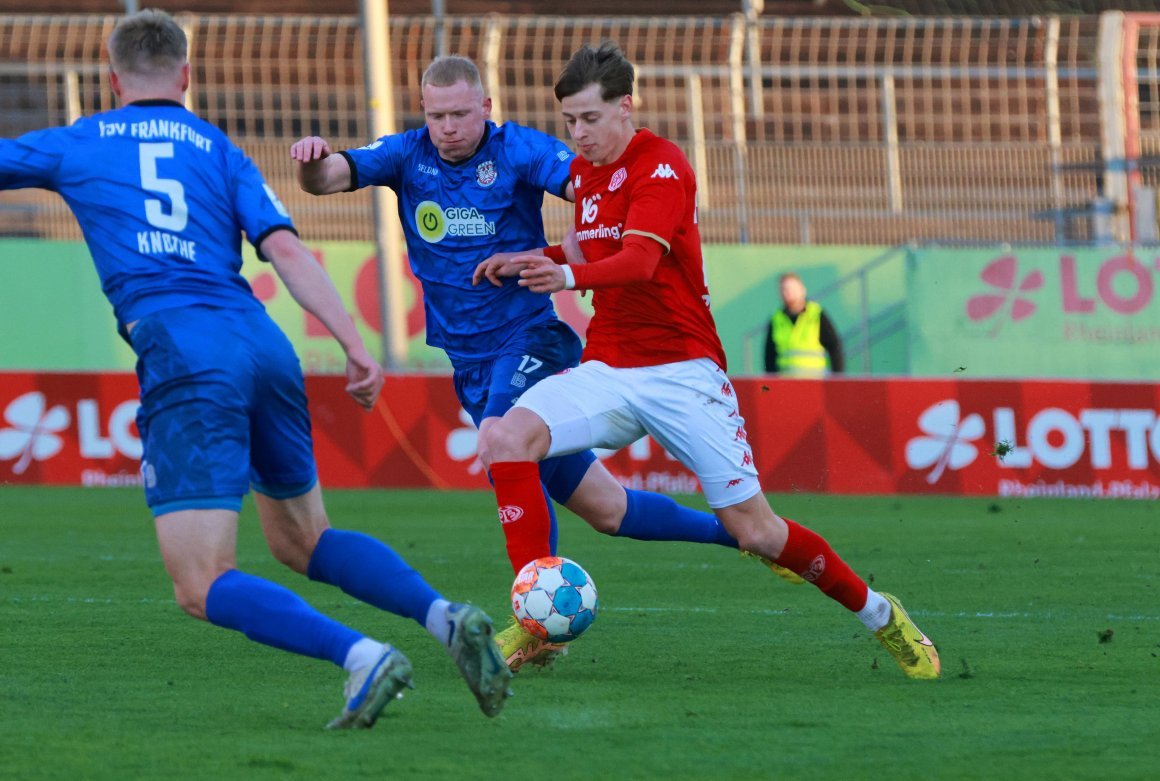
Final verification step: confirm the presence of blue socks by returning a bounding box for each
[205,569,361,667]
[306,528,440,626]
[616,489,739,548]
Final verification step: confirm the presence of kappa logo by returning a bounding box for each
[650,163,678,180]
[966,255,1044,334]
[0,392,71,475]
[498,505,524,524]
[609,167,627,191]
[573,174,582,190]
[905,400,985,484]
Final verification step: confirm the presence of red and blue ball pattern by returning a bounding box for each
[511,556,599,643]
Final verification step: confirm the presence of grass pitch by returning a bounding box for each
[1,486,1157,780]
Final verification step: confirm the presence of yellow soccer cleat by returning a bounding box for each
[741,550,806,585]
[495,617,569,672]
[874,593,941,680]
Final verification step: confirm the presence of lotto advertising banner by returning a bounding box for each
[909,247,1160,379]
[3,373,1158,499]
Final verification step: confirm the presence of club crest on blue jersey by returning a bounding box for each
[476,160,497,187]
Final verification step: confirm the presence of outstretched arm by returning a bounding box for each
[289,136,352,195]
[259,229,383,409]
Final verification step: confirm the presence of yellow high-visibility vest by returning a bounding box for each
[771,301,827,377]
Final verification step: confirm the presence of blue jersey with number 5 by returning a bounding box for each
[343,121,572,364]
[0,100,294,330]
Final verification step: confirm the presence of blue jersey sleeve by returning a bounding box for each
[506,123,573,199]
[227,148,297,256]
[342,132,409,191]
[0,126,69,190]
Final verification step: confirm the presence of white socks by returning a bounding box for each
[856,589,892,632]
[424,599,453,647]
[343,638,386,672]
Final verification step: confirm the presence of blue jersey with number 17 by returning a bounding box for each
[0,100,294,331]
[343,121,573,364]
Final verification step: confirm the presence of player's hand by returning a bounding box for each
[289,136,333,163]
[472,252,528,287]
[344,344,384,411]
[514,255,566,293]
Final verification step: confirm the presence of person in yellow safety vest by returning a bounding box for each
[764,272,845,376]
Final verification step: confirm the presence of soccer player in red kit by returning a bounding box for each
[474,42,940,680]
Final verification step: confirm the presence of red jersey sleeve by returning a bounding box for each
[569,234,663,289]
[621,154,688,251]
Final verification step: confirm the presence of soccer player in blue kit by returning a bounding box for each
[292,55,801,671]
[0,10,512,727]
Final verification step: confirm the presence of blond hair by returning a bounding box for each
[107,9,187,78]
[421,55,483,92]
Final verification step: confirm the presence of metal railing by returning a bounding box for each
[0,12,1138,247]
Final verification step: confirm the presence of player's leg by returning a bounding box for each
[476,319,590,573]
[249,318,510,714]
[714,496,938,679]
[478,415,558,572]
[636,358,938,679]
[132,308,416,726]
[561,459,738,548]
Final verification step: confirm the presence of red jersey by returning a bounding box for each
[569,129,727,370]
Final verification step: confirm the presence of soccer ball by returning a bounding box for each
[511,556,599,643]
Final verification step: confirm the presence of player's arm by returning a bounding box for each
[472,228,586,288]
[259,229,383,409]
[513,235,664,294]
[289,136,352,195]
[0,129,64,191]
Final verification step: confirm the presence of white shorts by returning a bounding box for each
[514,358,762,508]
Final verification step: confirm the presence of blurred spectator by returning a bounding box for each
[764,272,845,376]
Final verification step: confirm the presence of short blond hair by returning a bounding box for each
[421,55,483,91]
[108,9,187,78]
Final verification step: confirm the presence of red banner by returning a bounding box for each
[2,373,1158,499]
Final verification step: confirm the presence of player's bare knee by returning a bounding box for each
[266,525,322,574]
[171,582,209,620]
[480,412,547,465]
[569,491,626,535]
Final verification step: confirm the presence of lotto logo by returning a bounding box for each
[650,163,678,179]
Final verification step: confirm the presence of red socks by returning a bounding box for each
[775,518,869,612]
[489,461,552,574]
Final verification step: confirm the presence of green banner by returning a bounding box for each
[1,239,896,374]
[908,246,1160,379]
[703,244,902,374]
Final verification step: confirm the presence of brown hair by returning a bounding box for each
[554,42,634,102]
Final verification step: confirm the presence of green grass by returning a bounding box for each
[1,487,1158,780]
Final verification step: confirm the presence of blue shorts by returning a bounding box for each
[453,318,585,427]
[129,305,317,516]
[453,317,595,502]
